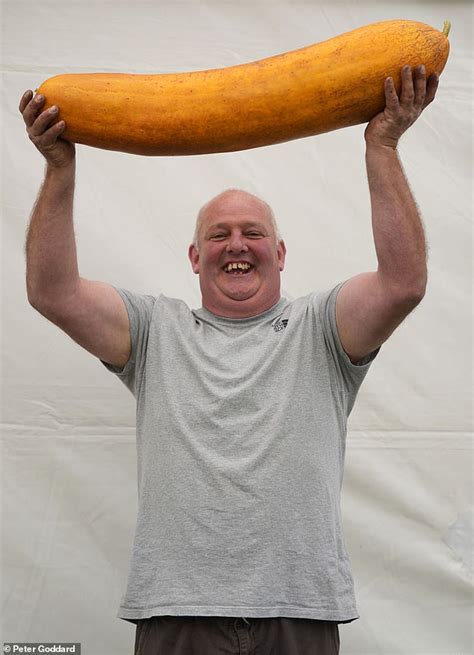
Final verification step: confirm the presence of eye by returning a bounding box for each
[209,234,226,240]
[246,231,263,238]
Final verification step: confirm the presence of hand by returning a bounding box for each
[364,65,439,149]
[19,90,76,168]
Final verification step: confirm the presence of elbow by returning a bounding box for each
[27,293,40,310]
[27,286,45,310]
[396,278,427,307]
[409,271,428,302]
[379,272,427,307]
[27,291,55,316]
[27,294,48,316]
[386,285,426,317]
[406,287,426,309]
[26,279,45,311]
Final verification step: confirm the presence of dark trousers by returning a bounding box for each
[134,616,340,655]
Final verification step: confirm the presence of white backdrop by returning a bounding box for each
[2,1,472,654]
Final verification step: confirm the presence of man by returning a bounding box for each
[20,64,438,655]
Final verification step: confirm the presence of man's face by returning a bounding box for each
[188,192,286,318]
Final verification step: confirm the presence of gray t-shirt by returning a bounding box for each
[101,281,379,623]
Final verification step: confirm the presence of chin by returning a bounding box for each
[222,287,259,302]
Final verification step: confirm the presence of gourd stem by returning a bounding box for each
[443,20,451,37]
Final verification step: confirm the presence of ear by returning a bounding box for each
[277,240,287,271]
[188,243,200,274]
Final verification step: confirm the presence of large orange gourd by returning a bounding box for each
[36,19,450,156]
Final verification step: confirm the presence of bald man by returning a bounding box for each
[20,64,438,655]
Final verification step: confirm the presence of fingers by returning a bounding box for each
[423,73,439,109]
[399,65,415,106]
[31,104,61,137]
[384,76,399,110]
[397,65,439,111]
[19,88,69,155]
[19,89,64,137]
[33,120,67,150]
[19,89,33,114]
[21,91,52,130]
[19,88,75,167]
[413,65,427,110]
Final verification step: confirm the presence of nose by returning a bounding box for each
[226,231,248,253]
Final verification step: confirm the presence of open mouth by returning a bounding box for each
[222,262,254,275]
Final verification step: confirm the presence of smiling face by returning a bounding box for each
[188,190,286,318]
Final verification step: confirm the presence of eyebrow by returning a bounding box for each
[205,221,269,234]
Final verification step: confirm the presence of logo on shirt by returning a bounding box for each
[272,316,288,332]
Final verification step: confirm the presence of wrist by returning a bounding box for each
[46,156,75,169]
[365,141,399,155]
[364,121,400,150]
[45,158,76,177]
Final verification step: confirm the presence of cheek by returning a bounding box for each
[256,244,279,264]
[201,246,223,270]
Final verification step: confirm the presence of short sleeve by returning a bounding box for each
[314,281,380,413]
[100,286,159,397]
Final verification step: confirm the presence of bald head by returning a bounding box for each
[193,189,282,251]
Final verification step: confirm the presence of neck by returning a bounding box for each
[202,293,281,319]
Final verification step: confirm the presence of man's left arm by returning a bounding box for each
[336,64,440,364]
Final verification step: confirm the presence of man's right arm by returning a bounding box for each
[21,89,131,370]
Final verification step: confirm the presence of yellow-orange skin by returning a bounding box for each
[37,19,450,156]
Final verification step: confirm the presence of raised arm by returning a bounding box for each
[20,90,131,369]
[335,65,439,364]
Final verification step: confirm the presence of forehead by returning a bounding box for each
[201,193,272,230]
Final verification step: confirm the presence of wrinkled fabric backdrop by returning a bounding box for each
[2,1,472,653]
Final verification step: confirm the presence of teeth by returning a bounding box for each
[225,262,251,272]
